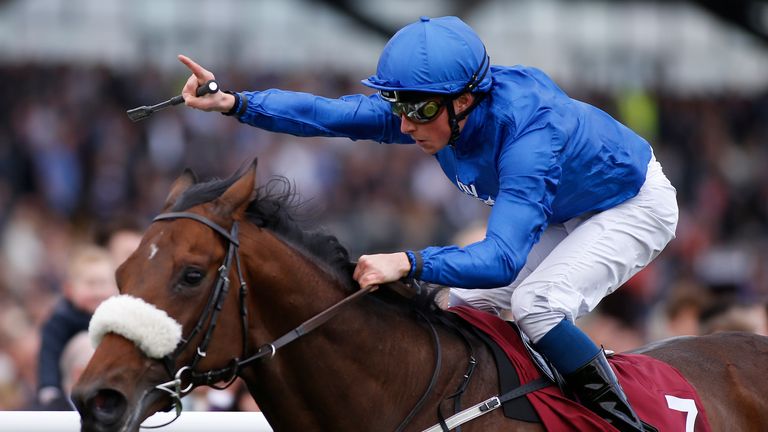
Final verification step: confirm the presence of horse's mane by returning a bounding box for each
[171,170,444,310]
[170,172,355,289]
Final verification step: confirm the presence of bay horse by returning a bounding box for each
[72,160,768,431]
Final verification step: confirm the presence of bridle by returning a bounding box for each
[144,211,375,427]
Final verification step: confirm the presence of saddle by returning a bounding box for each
[449,305,713,432]
[383,281,546,424]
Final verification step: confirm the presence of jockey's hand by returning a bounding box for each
[177,54,236,112]
[354,252,411,291]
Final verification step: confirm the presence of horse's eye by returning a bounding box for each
[181,268,205,286]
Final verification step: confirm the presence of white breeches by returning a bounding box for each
[450,154,679,343]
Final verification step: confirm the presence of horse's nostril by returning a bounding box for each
[89,389,127,425]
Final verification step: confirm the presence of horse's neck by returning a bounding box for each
[239,233,464,430]
[242,236,352,339]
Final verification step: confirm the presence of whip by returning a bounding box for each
[126,80,219,122]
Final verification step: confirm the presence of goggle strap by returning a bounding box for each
[446,101,461,144]
[448,91,486,144]
[463,50,490,93]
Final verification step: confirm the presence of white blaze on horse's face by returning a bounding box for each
[149,243,159,261]
[148,231,163,261]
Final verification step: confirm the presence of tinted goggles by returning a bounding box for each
[380,90,445,123]
[389,99,444,123]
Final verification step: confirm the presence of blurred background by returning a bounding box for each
[1,0,767,412]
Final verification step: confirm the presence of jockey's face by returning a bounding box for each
[399,105,451,155]
[398,93,473,155]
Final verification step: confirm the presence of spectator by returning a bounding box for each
[59,332,94,401]
[35,245,117,409]
[106,228,143,267]
[662,280,713,337]
[700,296,768,335]
[94,218,145,267]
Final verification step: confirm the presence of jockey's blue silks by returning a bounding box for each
[235,66,652,288]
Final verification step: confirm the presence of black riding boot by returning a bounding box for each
[564,350,649,432]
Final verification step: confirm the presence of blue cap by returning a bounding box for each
[362,16,491,95]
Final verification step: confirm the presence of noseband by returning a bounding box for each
[145,211,374,427]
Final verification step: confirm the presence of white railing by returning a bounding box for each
[0,411,273,431]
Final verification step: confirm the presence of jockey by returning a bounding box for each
[179,16,678,431]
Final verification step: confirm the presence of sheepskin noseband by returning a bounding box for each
[89,295,183,359]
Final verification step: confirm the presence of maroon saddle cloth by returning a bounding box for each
[449,305,712,432]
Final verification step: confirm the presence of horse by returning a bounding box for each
[72,160,768,431]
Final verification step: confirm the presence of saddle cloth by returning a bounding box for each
[449,305,712,432]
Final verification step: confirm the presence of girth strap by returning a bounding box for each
[422,377,552,432]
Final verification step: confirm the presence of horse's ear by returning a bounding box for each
[216,159,258,216]
[162,169,198,211]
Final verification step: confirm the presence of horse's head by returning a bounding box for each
[72,161,259,432]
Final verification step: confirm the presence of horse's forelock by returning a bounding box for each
[170,176,238,212]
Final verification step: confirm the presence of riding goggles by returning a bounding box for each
[380,90,444,123]
[390,100,444,123]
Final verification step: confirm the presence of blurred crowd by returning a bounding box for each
[0,63,767,411]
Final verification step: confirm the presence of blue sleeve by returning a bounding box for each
[418,122,563,288]
[237,89,413,144]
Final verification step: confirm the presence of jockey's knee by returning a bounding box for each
[511,287,571,344]
[509,286,535,322]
